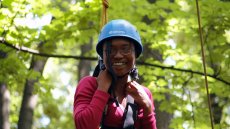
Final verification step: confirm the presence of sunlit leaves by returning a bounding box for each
[2,0,14,7]
[28,0,51,16]
[0,50,28,90]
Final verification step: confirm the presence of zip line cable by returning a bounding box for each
[195,0,214,128]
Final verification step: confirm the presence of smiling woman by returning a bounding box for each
[73,19,157,129]
[102,39,135,77]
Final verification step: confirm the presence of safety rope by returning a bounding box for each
[101,0,109,29]
[195,0,214,128]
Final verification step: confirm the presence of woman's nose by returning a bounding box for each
[113,50,124,58]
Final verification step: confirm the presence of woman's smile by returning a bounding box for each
[112,62,126,66]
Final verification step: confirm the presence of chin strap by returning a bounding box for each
[117,66,139,81]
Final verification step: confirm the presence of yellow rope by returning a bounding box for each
[195,0,214,128]
[101,0,109,29]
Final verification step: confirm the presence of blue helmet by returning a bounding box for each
[96,19,143,58]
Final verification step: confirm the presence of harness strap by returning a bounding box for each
[101,95,137,129]
[123,95,137,129]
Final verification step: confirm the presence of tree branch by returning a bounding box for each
[1,38,229,86]
[0,38,97,61]
[137,61,229,85]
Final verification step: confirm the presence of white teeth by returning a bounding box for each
[113,62,125,66]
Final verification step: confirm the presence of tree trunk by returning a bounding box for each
[78,38,93,80]
[142,1,176,128]
[155,98,173,129]
[210,93,224,124]
[18,53,48,129]
[0,83,10,129]
[141,44,173,129]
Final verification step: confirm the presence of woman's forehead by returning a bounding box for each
[103,38,134,47]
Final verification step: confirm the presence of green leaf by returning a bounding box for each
[2,0,13,7]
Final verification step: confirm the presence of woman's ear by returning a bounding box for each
[99,59,106,70]
[130,65,139,81]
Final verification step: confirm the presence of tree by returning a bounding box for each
[18,47,48,129]
[0,83,10,129]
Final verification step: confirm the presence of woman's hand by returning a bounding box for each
[97,69,112,92]
[126,81,153,116]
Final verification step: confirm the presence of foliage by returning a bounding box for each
[0,0,229,129]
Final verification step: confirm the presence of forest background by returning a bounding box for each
[0,0,230,129]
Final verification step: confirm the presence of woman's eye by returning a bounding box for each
[122,47,130,52]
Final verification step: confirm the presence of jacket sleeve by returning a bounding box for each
[140,87,157,129]
[73,76,110,129]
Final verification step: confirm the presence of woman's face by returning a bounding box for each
[103,38,136,77]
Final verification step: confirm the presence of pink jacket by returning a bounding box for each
[73,76,157,129]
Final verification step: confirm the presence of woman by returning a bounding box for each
[73,19,157,129]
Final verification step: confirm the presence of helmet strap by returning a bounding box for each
[116,66,139,81]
